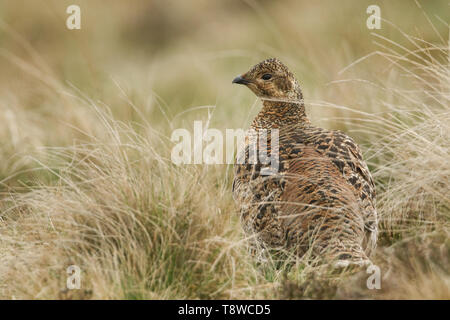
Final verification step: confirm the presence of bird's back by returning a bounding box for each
[233,123,377,265]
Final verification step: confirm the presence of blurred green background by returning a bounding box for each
[0,0,447,129]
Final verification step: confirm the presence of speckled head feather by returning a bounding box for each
[233,58,303,103]
[233,58,307,128]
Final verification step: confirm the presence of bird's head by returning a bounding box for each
[232,58,302,103]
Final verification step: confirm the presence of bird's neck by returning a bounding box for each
[251,99,310,130]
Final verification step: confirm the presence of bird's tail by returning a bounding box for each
[321,239,372,269]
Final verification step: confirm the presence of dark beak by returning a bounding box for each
[232,75,250,85]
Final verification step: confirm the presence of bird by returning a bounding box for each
[231,58,377,267]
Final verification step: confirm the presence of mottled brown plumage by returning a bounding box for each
[232,58,377,267]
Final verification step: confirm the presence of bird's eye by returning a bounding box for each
[261,74,272,80]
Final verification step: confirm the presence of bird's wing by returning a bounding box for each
[296,127,378,236]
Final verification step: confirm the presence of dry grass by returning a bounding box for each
[0,0,448,299]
